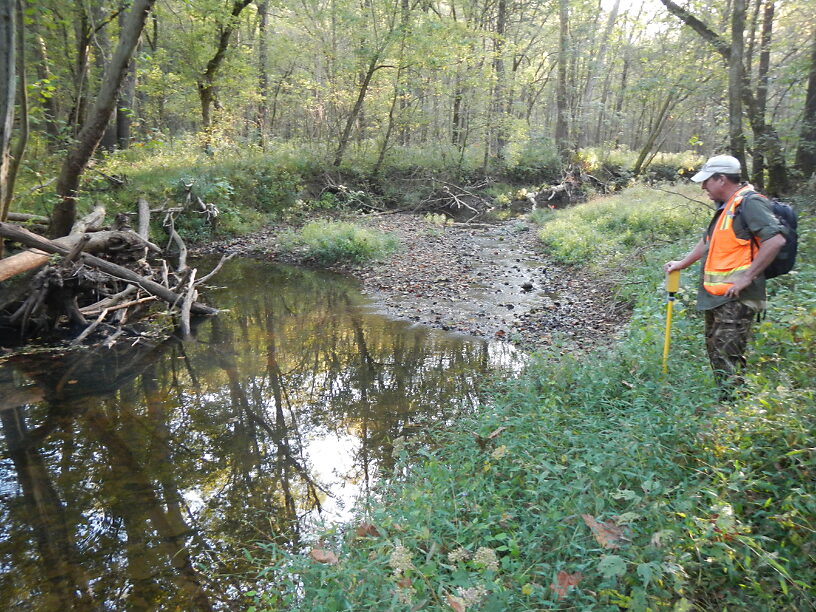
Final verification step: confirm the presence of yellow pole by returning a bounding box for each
[662,270,680,374]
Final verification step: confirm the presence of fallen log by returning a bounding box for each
[0,222,217,316]
[7,212,49,224]
[0,227,161,282]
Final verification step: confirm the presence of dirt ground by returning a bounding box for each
[195,213,630,352]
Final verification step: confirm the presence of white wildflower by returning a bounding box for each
[447,546,470,563]
[456,584,488,606]
[388,544,414,574]
[473,546,499,572]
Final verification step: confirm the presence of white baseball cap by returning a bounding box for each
[691,155,741,182]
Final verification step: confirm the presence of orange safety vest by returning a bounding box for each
[703,185,754,296]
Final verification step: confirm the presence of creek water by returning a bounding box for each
[0,258,524,610]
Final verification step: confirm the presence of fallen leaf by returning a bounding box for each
[446,594,466,611]
[550,570,583,600]
[309,548,339,565]
[582,514,624,549]
[355,522,381,538]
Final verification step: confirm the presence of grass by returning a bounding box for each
[242,187,816,611]
[278,219,400,265]
[531,183,712,269]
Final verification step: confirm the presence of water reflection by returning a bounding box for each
[0,259,523,610]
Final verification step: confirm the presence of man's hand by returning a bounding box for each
[724,276,752,298]
[664,260,684,274]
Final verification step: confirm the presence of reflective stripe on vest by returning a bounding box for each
[703,185,754,296]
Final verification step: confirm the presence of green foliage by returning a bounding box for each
[504,137,563,184]
[423,213,453,227]
[279,220,400,265]
[532,183,711,267]
[245,188,815,611]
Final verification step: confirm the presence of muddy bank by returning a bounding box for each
[194,213,628,352]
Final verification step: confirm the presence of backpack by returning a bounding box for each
[740,193,798,279]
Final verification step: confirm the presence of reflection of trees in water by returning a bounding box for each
[0,340,217,610]
[0,261,504,609]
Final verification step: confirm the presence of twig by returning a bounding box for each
[195,253,235,285]
[26,177,56,194]
[81,296,157,316]
[71,308,109,346]
[651,186,710,209]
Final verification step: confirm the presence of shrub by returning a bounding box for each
[279,220,399,265]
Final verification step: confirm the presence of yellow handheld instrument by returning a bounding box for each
[662,270,680,374]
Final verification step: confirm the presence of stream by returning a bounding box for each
[0,257,525,610]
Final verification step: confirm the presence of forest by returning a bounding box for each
[0,0,815,234]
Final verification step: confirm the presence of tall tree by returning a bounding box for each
[729,0,746,168]
[659,0,788,194]
[554,0,570,161]
[796,25,816,179]
[256,0,269,149]
[0,0,16,226]
[750,0,774,189]
[51,0,158,237]
[196,0,254,131]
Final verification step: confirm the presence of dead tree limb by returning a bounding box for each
[137,196,150,239]
[179,268,196,338]
[0,222,217,315]
[195,252,234,286]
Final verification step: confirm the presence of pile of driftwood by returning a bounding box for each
[0,202,227,348]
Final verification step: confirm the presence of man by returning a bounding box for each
[664,154,786,395]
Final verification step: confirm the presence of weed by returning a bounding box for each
[278,220,399,265]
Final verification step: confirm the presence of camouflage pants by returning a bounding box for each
[704,301,756,392]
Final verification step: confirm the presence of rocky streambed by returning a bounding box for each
[194,213,628,352]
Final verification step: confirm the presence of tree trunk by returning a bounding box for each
[492,0,508,161]
[0,0,15,227]
[96,5,118,152]
[750,0,773,189]
[555,0,571,161]
[1,0,27,228]
[333,57,385,168]
[795,25,816,178]
[632,91,674,176]
[729,0,746,168]
[51,0,157,238]
[30,22,60,145]
[116,8,137,149]
[257,0,269,149]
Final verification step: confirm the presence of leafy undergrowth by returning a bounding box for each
[244,191,815,611]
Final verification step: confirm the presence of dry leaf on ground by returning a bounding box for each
[582,513,624,549]
[550,570,583,600]
[446,594,466,611]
